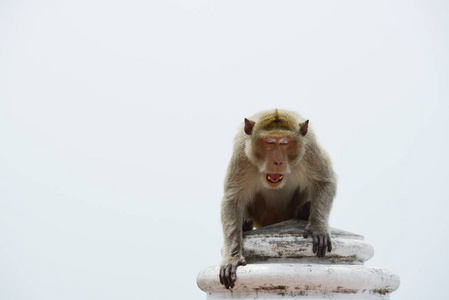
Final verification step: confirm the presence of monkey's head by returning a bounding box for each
[244,110,309,189]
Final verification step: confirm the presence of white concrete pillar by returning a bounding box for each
[197,220,400,299]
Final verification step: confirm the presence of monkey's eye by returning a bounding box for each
[279,139,289,145]
[266,139,276,145]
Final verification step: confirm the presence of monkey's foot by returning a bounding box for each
[303,223,332,258]
[242,219,253,232]
[219,256,247,290]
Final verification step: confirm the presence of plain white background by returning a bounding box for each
[1,1,448,299]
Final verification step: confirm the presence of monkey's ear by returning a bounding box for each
[299,120,309,136]
[244,118,256,135]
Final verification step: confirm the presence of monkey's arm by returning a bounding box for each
[219,192,247,289]
[303,179,336,257]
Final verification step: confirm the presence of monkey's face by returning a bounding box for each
[256,135,298,189]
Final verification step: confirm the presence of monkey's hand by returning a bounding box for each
[219,255,247,289]
[303,223,332,258]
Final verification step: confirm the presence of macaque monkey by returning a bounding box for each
[219,109,336,289]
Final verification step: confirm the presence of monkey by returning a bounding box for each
[219,109,336,289]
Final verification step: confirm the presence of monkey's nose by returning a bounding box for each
[274,161,283,166]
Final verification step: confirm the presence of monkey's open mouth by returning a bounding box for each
[266,173,283,184]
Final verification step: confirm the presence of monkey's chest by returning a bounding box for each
[248,187,299,228]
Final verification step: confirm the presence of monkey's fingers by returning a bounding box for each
[219,265,226,288]
[303,229,311,239]
[312,234,319,254]
[319,235,327,258]
[219,266,224,285]
[225,265,233,289]
[230,259,247,288]
[327,235,332,252]
[219,265,229,289]
[224,265,232,289]
[230,264,238,289]
[316,234,323,257]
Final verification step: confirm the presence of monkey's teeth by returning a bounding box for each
[267,174,283,183]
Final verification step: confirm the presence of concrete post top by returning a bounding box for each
[243,219,374,264]
[197,220,400,299]
[198,264,400,299]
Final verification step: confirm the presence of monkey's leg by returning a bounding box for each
[303,181,336,258]
[219,196,247,289]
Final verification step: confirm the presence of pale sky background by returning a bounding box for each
[1,1,448,299]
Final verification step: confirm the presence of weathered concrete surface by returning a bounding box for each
[243,220,373,264]
[197,219,400,299]
[198,264,400,299]
[244,220,363,240]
